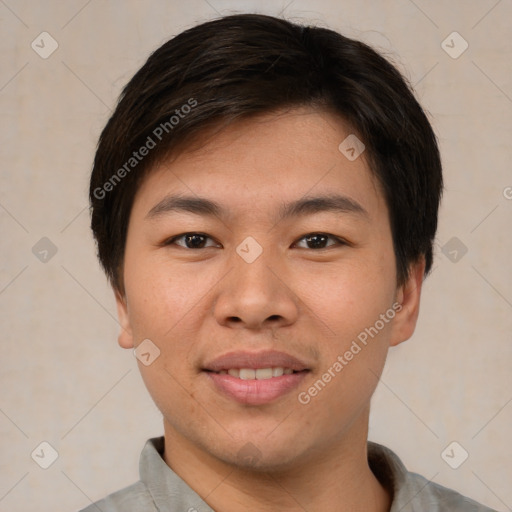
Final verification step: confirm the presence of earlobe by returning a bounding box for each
[389,259,426,347]
[114,289,134,349]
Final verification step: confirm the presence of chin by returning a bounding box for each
[211,437,311,475]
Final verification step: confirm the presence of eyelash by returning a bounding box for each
[163,232,348,250]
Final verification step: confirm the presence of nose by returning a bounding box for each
[213,246,300,330]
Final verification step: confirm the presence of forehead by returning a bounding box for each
[131,107,386,221]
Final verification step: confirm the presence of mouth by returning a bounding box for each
[209,367,302,379]
[202,350,311,405]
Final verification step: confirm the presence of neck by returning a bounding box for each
[163,409,391,512]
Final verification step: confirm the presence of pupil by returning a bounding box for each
[186,234,205,248]
[307,234,327,248]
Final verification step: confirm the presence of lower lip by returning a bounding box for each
[204,371,309,405]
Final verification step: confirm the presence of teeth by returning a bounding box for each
[239,368,256,380]
[255,368,273,380]
[219,367,296,380]
[272,367,284,377]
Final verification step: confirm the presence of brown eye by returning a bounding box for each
[166,233,219,249]
[294,233,345,249]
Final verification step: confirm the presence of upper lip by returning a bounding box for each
[203,350,310,372]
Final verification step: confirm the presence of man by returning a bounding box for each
[83,13,496,512]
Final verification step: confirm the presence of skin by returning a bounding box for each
[115,107,425,512]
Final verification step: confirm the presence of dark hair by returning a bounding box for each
[89,13,442,291]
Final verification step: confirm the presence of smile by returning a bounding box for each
[214,367,297,379]
[202,350,311,405]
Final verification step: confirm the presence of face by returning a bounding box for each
[116,108,423,471]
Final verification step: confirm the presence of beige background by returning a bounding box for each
[0,1,511,511]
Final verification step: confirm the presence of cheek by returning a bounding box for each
[295,257,396,343]
[123,251,201,339]
[296,286,394,439]
[122,251,220,387]
[123,256,204,412]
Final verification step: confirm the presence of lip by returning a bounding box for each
[205,371,308,405]
[202,350,311,405]
[203,350,310,372]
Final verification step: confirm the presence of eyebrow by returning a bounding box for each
[145,193,368,222]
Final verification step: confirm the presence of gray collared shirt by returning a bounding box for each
[79,437,497,511]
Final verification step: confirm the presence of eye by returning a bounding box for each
[163,232,346,250]
[164,232,220,249]
[293,233,346,250]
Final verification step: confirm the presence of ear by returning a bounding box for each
[114,288,135,349]
[389,258,426,347]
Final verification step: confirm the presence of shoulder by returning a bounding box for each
[367,442,498,512]
[403,471,498,511]
[78,481,156,512]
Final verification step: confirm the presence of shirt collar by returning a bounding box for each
[140,437,215,511]
[368,440,410,510]
[140,437,416,511]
